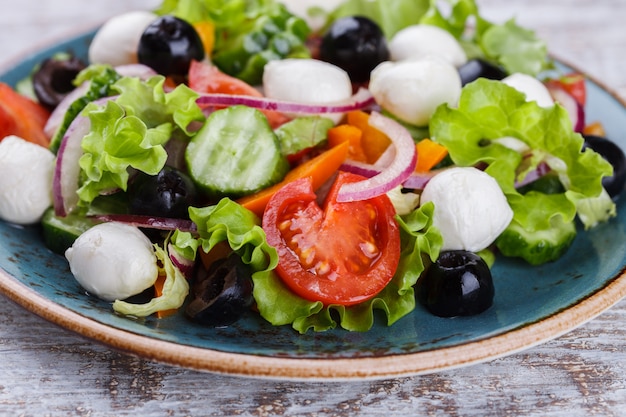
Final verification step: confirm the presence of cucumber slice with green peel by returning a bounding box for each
[41,208,97,254]
[186,105,289,199]
[496,215,577,265]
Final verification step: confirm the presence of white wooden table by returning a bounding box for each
[2,1,626,415]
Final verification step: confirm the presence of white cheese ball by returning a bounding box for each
[65,222,158,302]
[0,136,55,225]
[262,58,353,123]
[502,73,554,108]
[389,24,467,67]
[421,167,513,252]
[369,57,462,126]
[89,11,157,66]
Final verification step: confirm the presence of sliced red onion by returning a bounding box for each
[52,96,117,217]
[89,214,197,233]
[547,84,585,133]
[336,112,416,202]
[514,161,552,189]
[402,170,440,190]
[44,65,157,138]
[168,242,196,279]
[44,82,90,138]
[52,115,90,216]
[196,87,375,115]
[341,159,442,191]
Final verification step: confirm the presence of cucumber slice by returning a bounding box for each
[496,215,576,265]
[186,105,289,199]
[41,208,96,254]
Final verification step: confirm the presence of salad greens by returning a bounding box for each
[430,79,615,264]
[76,75,204,208]
[25,0,617,332]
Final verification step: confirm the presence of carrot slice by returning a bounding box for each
[346,110,391,163]
[582,121,606,137]
[327,124,367,162]
[238,140,350,217]
[154,273,178,319]
[414,139,448,172]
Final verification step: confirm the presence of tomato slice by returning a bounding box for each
[546,73,586,106]
[262,171,401,306]
[0,82,50,147]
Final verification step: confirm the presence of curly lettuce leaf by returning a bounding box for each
[76,76,204,206]
[113,244,189,317]
[429,79,615,262]
[421,1,551,75]
[326,0,430,38]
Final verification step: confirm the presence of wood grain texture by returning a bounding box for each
[2,0,626,415]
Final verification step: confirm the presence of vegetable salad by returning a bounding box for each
[0,0,623,334]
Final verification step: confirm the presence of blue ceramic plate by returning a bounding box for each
[1,31,625,380]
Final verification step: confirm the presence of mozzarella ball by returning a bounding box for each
[502,73,554,108]
[0,136,55,225]
[420,167,513,252]
[263,58,353,123]
[65,222,158,302]
[89,11,157,66]
[369,57,462,126]
[389,24,467,67]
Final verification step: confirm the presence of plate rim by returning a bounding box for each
[1,30,626,381]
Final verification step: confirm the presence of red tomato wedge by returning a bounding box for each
[262,171,401,306]
[546,73,586,106]
[187,60,290,128]
[0,82,50,147]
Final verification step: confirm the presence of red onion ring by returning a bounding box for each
[89,214,197,233]
[52,96,117,217]
[196,87,375,115]
[335,112,416,202]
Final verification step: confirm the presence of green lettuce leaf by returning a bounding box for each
[429,79,615,262]
[76,76,204,206]
[113,244,189,317]
[326,0,430,38]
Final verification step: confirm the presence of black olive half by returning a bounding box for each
[185,253,254,327]
[458,58,507,86]
[582,134,626,199]
[32,55,86,109]
[416,250,494,317]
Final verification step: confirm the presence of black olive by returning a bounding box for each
[127,166,198,219]
[582,134,626,199]
[32,56,86,109]
[137,15,205,76]
[458,58,507,86]
[416,250,494,317]
[320,16,389,83]
[185,254,254,327]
